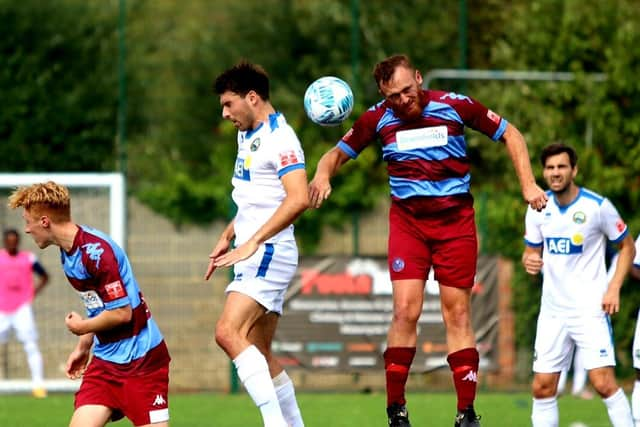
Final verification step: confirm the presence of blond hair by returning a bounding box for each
[8,181,71,222]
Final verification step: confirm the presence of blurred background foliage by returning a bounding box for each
[2,0,640,359]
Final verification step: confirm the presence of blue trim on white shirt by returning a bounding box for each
[610,228,628,244]
[278,163,305,178]
[524,239,543,248]
[269,112,281,131]
[244,122,264,139]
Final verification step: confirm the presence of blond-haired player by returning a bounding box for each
[9,181,171,427]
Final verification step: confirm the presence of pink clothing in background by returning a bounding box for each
[0,249,36,312]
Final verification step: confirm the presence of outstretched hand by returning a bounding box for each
[204,238,232,280]
[212,239,259,269]
[308,177,332,209]
[524,184,548,212]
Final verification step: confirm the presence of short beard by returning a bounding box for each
[394,91,426,122]
[551,182,571,196]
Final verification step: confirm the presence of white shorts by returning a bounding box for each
[225,240,298,315]
[632,309,640,369]
[0,303,39,343]
[533,310,616,373]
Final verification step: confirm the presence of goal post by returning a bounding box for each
[0,172,126,394]
[0,173,126,249]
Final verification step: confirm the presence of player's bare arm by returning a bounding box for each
[522,245,543,275]
[214,168,309,268]
[309,147,350,208]
[602,233,636,314]
[65,333,94,379]
[204,220,236,280]
[65,306,133,336]
[501,123,548,211]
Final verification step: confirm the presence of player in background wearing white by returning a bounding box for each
[626,234,640,427]
[0,228,49,398]
[557,243,627,400]
[206,61,308,427]
[522,143,635,427]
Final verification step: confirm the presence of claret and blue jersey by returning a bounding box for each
[60,225,165,365]
[338,89,507,212]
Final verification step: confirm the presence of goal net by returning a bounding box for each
[0,173,125,394]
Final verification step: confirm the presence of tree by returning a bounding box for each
[0,0,119,172]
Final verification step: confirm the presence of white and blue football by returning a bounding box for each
[303,76,354,126]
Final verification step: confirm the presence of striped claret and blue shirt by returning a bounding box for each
[339,89,507,214]
[60,225,165,365]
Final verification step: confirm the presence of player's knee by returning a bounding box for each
[532,379,557,398]
[441,304,471,331]
[590,374,618,398]
[391,306,420,326]
[214,320,235,351]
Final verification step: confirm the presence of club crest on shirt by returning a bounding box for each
[572,211,586,224]
[250,138,261,152]
[391,257,405,272]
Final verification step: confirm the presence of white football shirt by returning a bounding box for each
[634,234,640,268]
[524,187,628,316]
[231,112,305,245]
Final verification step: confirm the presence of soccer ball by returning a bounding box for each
[303,76,354,126]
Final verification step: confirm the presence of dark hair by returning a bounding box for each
[540,143,578,168]
[213,61,270,100]
[373,54,414,87]
[3,228,19,240]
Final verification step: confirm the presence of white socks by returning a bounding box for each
[273,370,304,427]
[234,345,286,427]
[24,340,44,387]
[532,397,558,427]
[632,380,640,426]
[603,387,634,427]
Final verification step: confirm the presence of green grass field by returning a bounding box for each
[0,391,612,426]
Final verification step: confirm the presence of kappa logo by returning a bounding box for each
[152,394,166,406]
[82,243,104,268]
[462,370,478,382]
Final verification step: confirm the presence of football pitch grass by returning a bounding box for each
[0,391,611,426]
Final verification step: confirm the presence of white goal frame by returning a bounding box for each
[0,173,126,249]
[0,172,125,394]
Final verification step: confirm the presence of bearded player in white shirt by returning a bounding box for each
[522,143,635,427]
[205,61,308,427]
